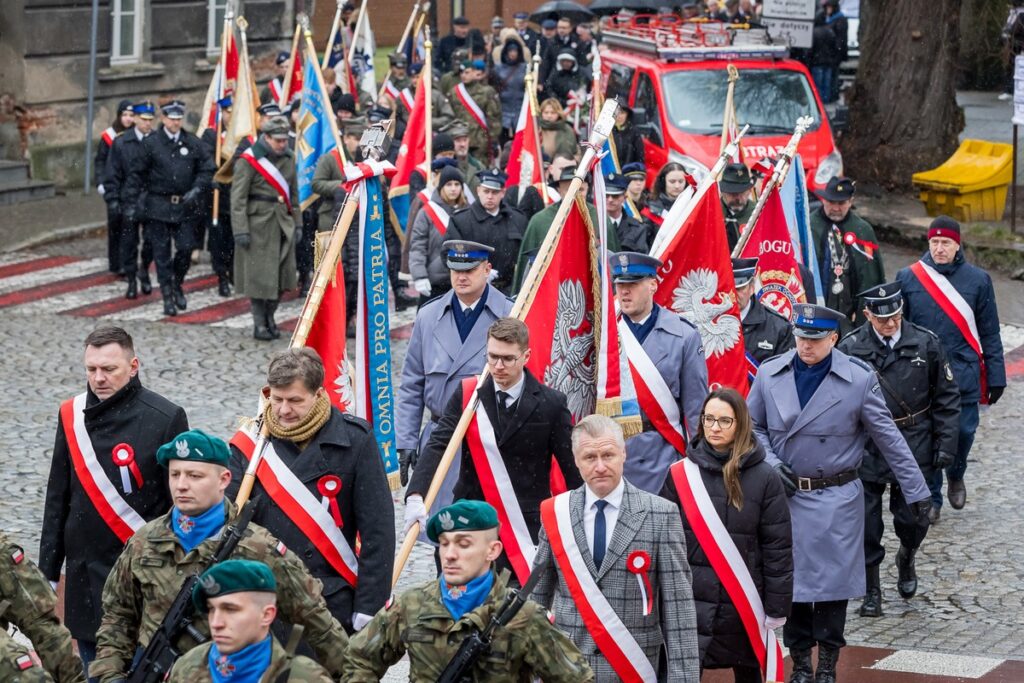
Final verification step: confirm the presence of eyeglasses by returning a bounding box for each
[701,414,735,429]
[487,353,522,367]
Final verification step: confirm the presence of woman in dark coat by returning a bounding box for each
[661,388,793,682]
[644,161,690,248]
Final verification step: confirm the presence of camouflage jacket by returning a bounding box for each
[344,572,594,682]
[167,637,332,682]
[0,534,84,683]
[90,500,347,682]
[0,629,53,682]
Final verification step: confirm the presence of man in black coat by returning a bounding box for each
[103,100,156,299]
[839,283,960,618]
[123,100,215,316]
[405,317,582,583]
[447,170,528,295]
[734,258,794,376]
[227,348,395,634]
[605,173,649,252]
[199,95,235,298]
[39,326,187,677]
[437,16,486,73]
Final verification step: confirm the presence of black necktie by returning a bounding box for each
[496,391,510,431]
[593,500,608,569]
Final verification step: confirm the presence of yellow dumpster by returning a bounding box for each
[911,139,1013,222]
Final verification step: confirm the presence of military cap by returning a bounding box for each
[439,165,465,187]
[156,429,231,467]
[611,251,663,283]
[431,156,459,172]
[731,257,759,288]
[542,18,558,29]
[133,101,156,119]
[558,165,579,183]
[719,163,755,193]
[817,176,855,202]
[342,117,367,138]
[453,16,471,26]
[621,162,646,181]
[388,52,408,68]
[261,115,291,139]
[192,559,277,612]
[116,99,134,115]
[792,304,844,339]
[216,95,232,111]
[161,100,186,119]
[476,169,507,190]
[433,132,455,155]
[446,120,471,139]
[860,282,903,318]
[257,102,282,117]
[426,499,499,542]
[443,240,494,271]
[275,50,291,66]
[928,215,961,244]
[604,173,628,195]
[514,11,530,19]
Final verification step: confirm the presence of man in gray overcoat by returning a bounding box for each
[747,304,931,683]
[231,115,299,340]
[614,252,708,494]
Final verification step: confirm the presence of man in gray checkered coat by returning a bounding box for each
[531,415,700,682]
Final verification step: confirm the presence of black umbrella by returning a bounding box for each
[530,0,595,25]
[588,0,664,15]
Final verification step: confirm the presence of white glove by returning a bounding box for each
[352,611,373,631]
[404,495,428,536]
[97,184,106,196]
[487,269,499,283]
[49,580,58,592]
[413,278,432,297]
[765,615,787,630]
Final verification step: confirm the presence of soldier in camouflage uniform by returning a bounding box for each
[0,534,84,682]
[167,559,332,682]
[345,500,593,682]
[89,430,347,682]
[449,59,502,164]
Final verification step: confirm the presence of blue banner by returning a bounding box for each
[295,55,337,210]
[781,154,823,301]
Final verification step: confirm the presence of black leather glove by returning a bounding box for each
[775,463,798,497]
[234,233,252,249]
[399,448,418,487]
[933,450,955,469]
[912,499,932,527]
[182,187,202,206]
[988,385,1005,405]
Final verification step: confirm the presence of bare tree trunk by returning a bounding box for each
[843,0,965,190]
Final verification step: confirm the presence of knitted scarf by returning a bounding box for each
[264,392,331,449]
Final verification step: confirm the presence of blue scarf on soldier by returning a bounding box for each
[440,571,494,620]
[207,635,272,683]
[171,503,225,553]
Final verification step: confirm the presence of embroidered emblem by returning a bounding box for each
[215,655,236,676]
[175,440,189,458]
[757,340,774,350]
[439,511,454,531]
[177,514,195,533]
[199,573,221,595]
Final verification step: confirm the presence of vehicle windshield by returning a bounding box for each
[662,68,821,135]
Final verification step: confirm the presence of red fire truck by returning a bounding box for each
[599,17,844,191]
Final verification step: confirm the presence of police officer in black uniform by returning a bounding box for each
[124,100,215,316]
[446,169,527,295]
[838,283,960,618]
[103,101,156,300]
[734,257,793,371]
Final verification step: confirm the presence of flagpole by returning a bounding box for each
[424,36,433,179]
[390,99,621,589]
[211,5,233,230]
[278,23,302,109]
[347,0,368,68]
[719,64,738,156]
[375,2,424,101]
[321,0,343,71]
[732,116,813,258]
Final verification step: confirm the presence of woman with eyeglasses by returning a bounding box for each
[661,388,793,683]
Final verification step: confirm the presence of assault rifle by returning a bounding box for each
[126,497,260,683]
[437,567,545,683]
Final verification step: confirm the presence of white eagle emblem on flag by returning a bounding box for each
[544,279,596,421]
[672,269,741,359]
[334,355,355,414]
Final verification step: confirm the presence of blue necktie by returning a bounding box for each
[593,500,608,570]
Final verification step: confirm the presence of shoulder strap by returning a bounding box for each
[271,625,304,683]
[873,370,915,419]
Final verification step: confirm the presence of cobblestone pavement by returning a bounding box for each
[1,235,1023,679]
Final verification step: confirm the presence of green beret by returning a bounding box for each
[156,429,231,468]
[192,559,277,612]
[426,499,499,543]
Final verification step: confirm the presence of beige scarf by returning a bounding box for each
[264,392,331,449]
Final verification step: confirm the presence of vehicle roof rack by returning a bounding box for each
[599,14,790,62]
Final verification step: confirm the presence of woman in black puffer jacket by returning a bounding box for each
[661,388,793,682]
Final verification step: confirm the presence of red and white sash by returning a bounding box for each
[453,83,488,130]
[461,377,536,585]
[268,78,283,104]
[909,260,988,402]
[101,127,117,147]
[618,318,687,454]
[59,393,145,543]
[417,190,450,236]
[230,428,359,587]
[540,493,658,683]
[241,147,292,211]
[670,459,784,683]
